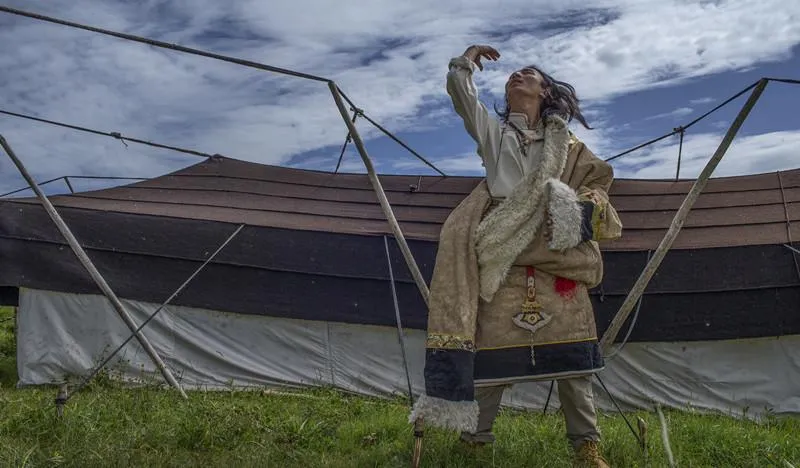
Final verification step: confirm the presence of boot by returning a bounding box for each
[459,431,495,446]
[573,440,610,467]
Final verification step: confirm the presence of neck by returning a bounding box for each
[509,101,541,129]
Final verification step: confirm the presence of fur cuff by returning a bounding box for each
[546,178,583,251]
[409,394,479,433]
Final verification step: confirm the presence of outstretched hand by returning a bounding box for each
[463,45,500,71]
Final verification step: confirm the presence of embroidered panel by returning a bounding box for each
[426,333,476,352]
[579,189,616,241]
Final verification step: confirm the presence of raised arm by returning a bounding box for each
[446,45,502,164]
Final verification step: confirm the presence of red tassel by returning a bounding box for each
[554,277,577,299]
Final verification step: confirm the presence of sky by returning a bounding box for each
[1,0,799,196]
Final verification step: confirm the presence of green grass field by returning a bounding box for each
[1,306,798,467]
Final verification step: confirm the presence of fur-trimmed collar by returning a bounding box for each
[473,114,571,302]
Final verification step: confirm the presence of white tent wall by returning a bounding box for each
[15,287,800,420]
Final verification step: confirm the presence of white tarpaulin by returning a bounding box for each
[15,288,800,419]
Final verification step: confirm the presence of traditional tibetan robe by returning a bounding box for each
[409,56,623,433]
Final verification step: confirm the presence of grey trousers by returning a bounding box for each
[461,375,600,450]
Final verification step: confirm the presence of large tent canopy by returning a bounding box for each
[2,155,799,341]
[2,155,800,418]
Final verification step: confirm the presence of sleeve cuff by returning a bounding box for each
[579,200,595,242]
[448,55,477,73]
[546,178,584,251]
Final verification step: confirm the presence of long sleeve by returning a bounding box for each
[545,141,623,251]
[446,55,501,167]
[575,164,623,243]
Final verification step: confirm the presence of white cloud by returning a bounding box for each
[644,107,695,121]
[391,151,487,175]
[386,126,800,182]
[610,129,800,179]
[474,1,800,101]
[0,0,798,194]
[690,97,716,105]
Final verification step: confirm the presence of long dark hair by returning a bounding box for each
[495,65,592,129]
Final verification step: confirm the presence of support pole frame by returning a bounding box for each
[327,82,430,305]
[0,134,188,399]
[599,79,769,352]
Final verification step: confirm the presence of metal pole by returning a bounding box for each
[603,250,652,361]
[335,110,359,173]
[0,6,329,83]
[674,128,684,181]
[777,172,800,282]
[599,79,769,352]
[327,81,430,305]
[334,89,448,177]
[0,134,188,399]
[65,224,245,402]
[784,244,800,256]
[354,110,447,177]
[328,82,430,467]
[1,108,212,159]
[383,235,415,405]
[1,175,64,197]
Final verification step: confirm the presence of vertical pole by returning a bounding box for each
[335,110,359,174]
[777,172,800,281]
[542,380,555,414]
[328,82,430,466]
[599,79,768,352]
[0,135,187,399]
[383,235,415,405]
[674,128,684,181]
[327,81,430,305]
[63,176,75,194]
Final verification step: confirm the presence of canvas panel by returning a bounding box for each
[16,288,332,390]
[15,289,800,419]
[326,321,426,398]
[505,335,800,419]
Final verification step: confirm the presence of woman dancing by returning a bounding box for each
[409,44,622,467]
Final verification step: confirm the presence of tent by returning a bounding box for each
[1,154,799,417]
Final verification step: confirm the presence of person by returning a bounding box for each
[409,44,623,467]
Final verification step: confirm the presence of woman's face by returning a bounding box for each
[505,67,546,108]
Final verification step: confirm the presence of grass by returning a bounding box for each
[1,306,798,467]
[0,306,16,389]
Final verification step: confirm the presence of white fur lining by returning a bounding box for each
[409,394,479,433]
[473,115,571,303]
[545,178,583,251]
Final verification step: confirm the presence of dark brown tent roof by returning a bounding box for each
[6,155,800,251]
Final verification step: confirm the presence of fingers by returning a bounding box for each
[465,45,500,70]
[481,46,501,61]
[478,47,500,64]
